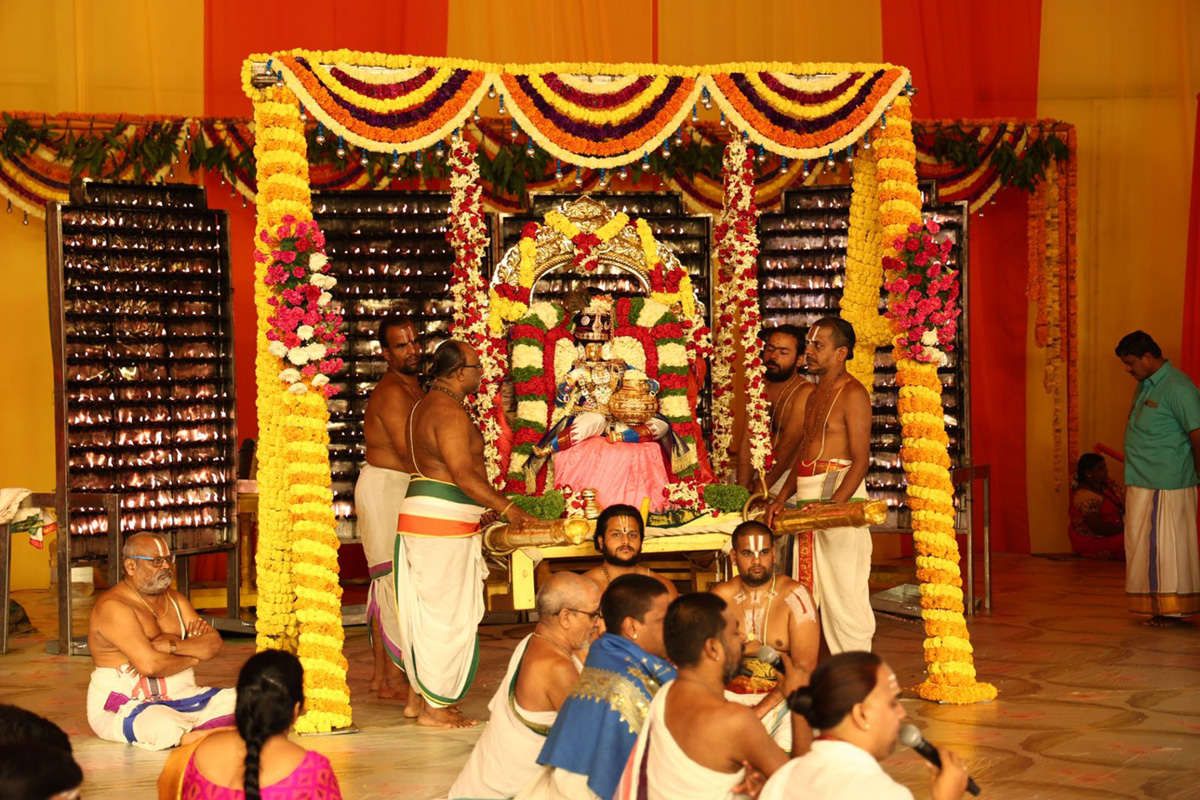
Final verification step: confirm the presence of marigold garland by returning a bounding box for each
[247,81,352,733]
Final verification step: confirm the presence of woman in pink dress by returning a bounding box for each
[1068,454,1126,560]
[178,650,341,799]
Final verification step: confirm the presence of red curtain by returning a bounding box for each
[1182,93,1200,384]
[882,0,1043,553]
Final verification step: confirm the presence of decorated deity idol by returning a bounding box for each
[534,298,671,455]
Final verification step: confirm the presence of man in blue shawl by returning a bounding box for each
[517,573,675,800]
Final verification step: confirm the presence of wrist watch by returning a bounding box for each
[169,640,177,655]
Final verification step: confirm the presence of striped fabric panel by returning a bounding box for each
[397,478,485,538]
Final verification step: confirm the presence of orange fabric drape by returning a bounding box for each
[883,0,1043,554]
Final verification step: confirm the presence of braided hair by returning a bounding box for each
[235,650,304,800]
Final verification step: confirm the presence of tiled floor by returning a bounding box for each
[3,554,1199,799]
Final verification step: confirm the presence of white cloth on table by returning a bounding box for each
[792,463,875,653]
[1125,485,1200,617]
[86,665,235,751]
[615,681,748,800]
[448,634,579,799]
[354,463,410,664]
[758,739,913,800]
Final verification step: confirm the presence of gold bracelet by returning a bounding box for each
[500,501,514,517]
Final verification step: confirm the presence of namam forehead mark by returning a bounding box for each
[606,517,641,536]
[806,324,828,346]
[130,534,170,557]
[738,533,772,553]
[884,667,901,696]
[388,325,418,346]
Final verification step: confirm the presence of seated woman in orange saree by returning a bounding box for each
[1068,454,1126,560]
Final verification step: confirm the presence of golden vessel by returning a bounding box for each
[609,375,659,425]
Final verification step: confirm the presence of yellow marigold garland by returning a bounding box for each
[248,82,353,732]
[878,95,995,704]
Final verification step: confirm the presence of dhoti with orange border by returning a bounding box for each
[394,477,487,707]
[791,459,875,654]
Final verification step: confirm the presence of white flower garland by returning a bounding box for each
[446,134,505,485]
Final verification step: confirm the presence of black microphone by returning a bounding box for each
[755,644,786,672]
[898,725,980,796]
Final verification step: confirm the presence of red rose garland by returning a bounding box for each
[883,220,961,365]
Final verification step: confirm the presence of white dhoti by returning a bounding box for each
[355,463,411,666]
[723,690,792,752]
[449,635,574,799]
[516,767,602,800]
[394,477,487,707]
[616,682,748,800]
[1125,485,1200,617]
[792,461,875,654]
[86,665,236,750]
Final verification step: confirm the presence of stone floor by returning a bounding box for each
[2,554,1199,798]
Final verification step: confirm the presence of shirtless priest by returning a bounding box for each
[86,533,235,750]
[356,316,422,706]
[738,324,813,497]
[448,573,601,799]
[768,317,875,654]
[617,593,804,800]
[711,521,818,753]
[399,340,534,728]
[582,504,678,601]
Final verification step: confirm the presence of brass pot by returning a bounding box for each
[609,376,658,425]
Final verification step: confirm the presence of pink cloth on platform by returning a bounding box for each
[553,438,671,512]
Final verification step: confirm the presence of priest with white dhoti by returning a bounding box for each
[400,340,535,727]
[447,574,600,799]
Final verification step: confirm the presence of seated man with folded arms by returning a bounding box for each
[86,532,235,750]
[711,520,819,753]
[617,593,802,800]
[448,573,601,799]
[519,574,675,800]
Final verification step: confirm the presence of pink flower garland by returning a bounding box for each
[257,216,345,396]
[883,220,961,365]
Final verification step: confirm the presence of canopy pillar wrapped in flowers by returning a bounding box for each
[242,52,993,704]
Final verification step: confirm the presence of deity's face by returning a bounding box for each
[733,532,774,587]
[764,332,800,382]
[383,322,422,375]
[598,514,643,567]
[583,342,605,361]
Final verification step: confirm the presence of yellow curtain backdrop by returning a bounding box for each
[657,0,882,64]
[0,0,203,588]
[447,0,655,62]
[1031,0,1200,552]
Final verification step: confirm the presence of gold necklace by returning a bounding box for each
[532,632,575,662]
[602,563,644,585]
[128,581,167,619]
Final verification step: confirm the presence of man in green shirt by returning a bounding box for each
[1117,331,1200,626]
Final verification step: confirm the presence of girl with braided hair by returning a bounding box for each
[171,650,341,798]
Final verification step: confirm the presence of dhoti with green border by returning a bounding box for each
[394,477,487,707]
